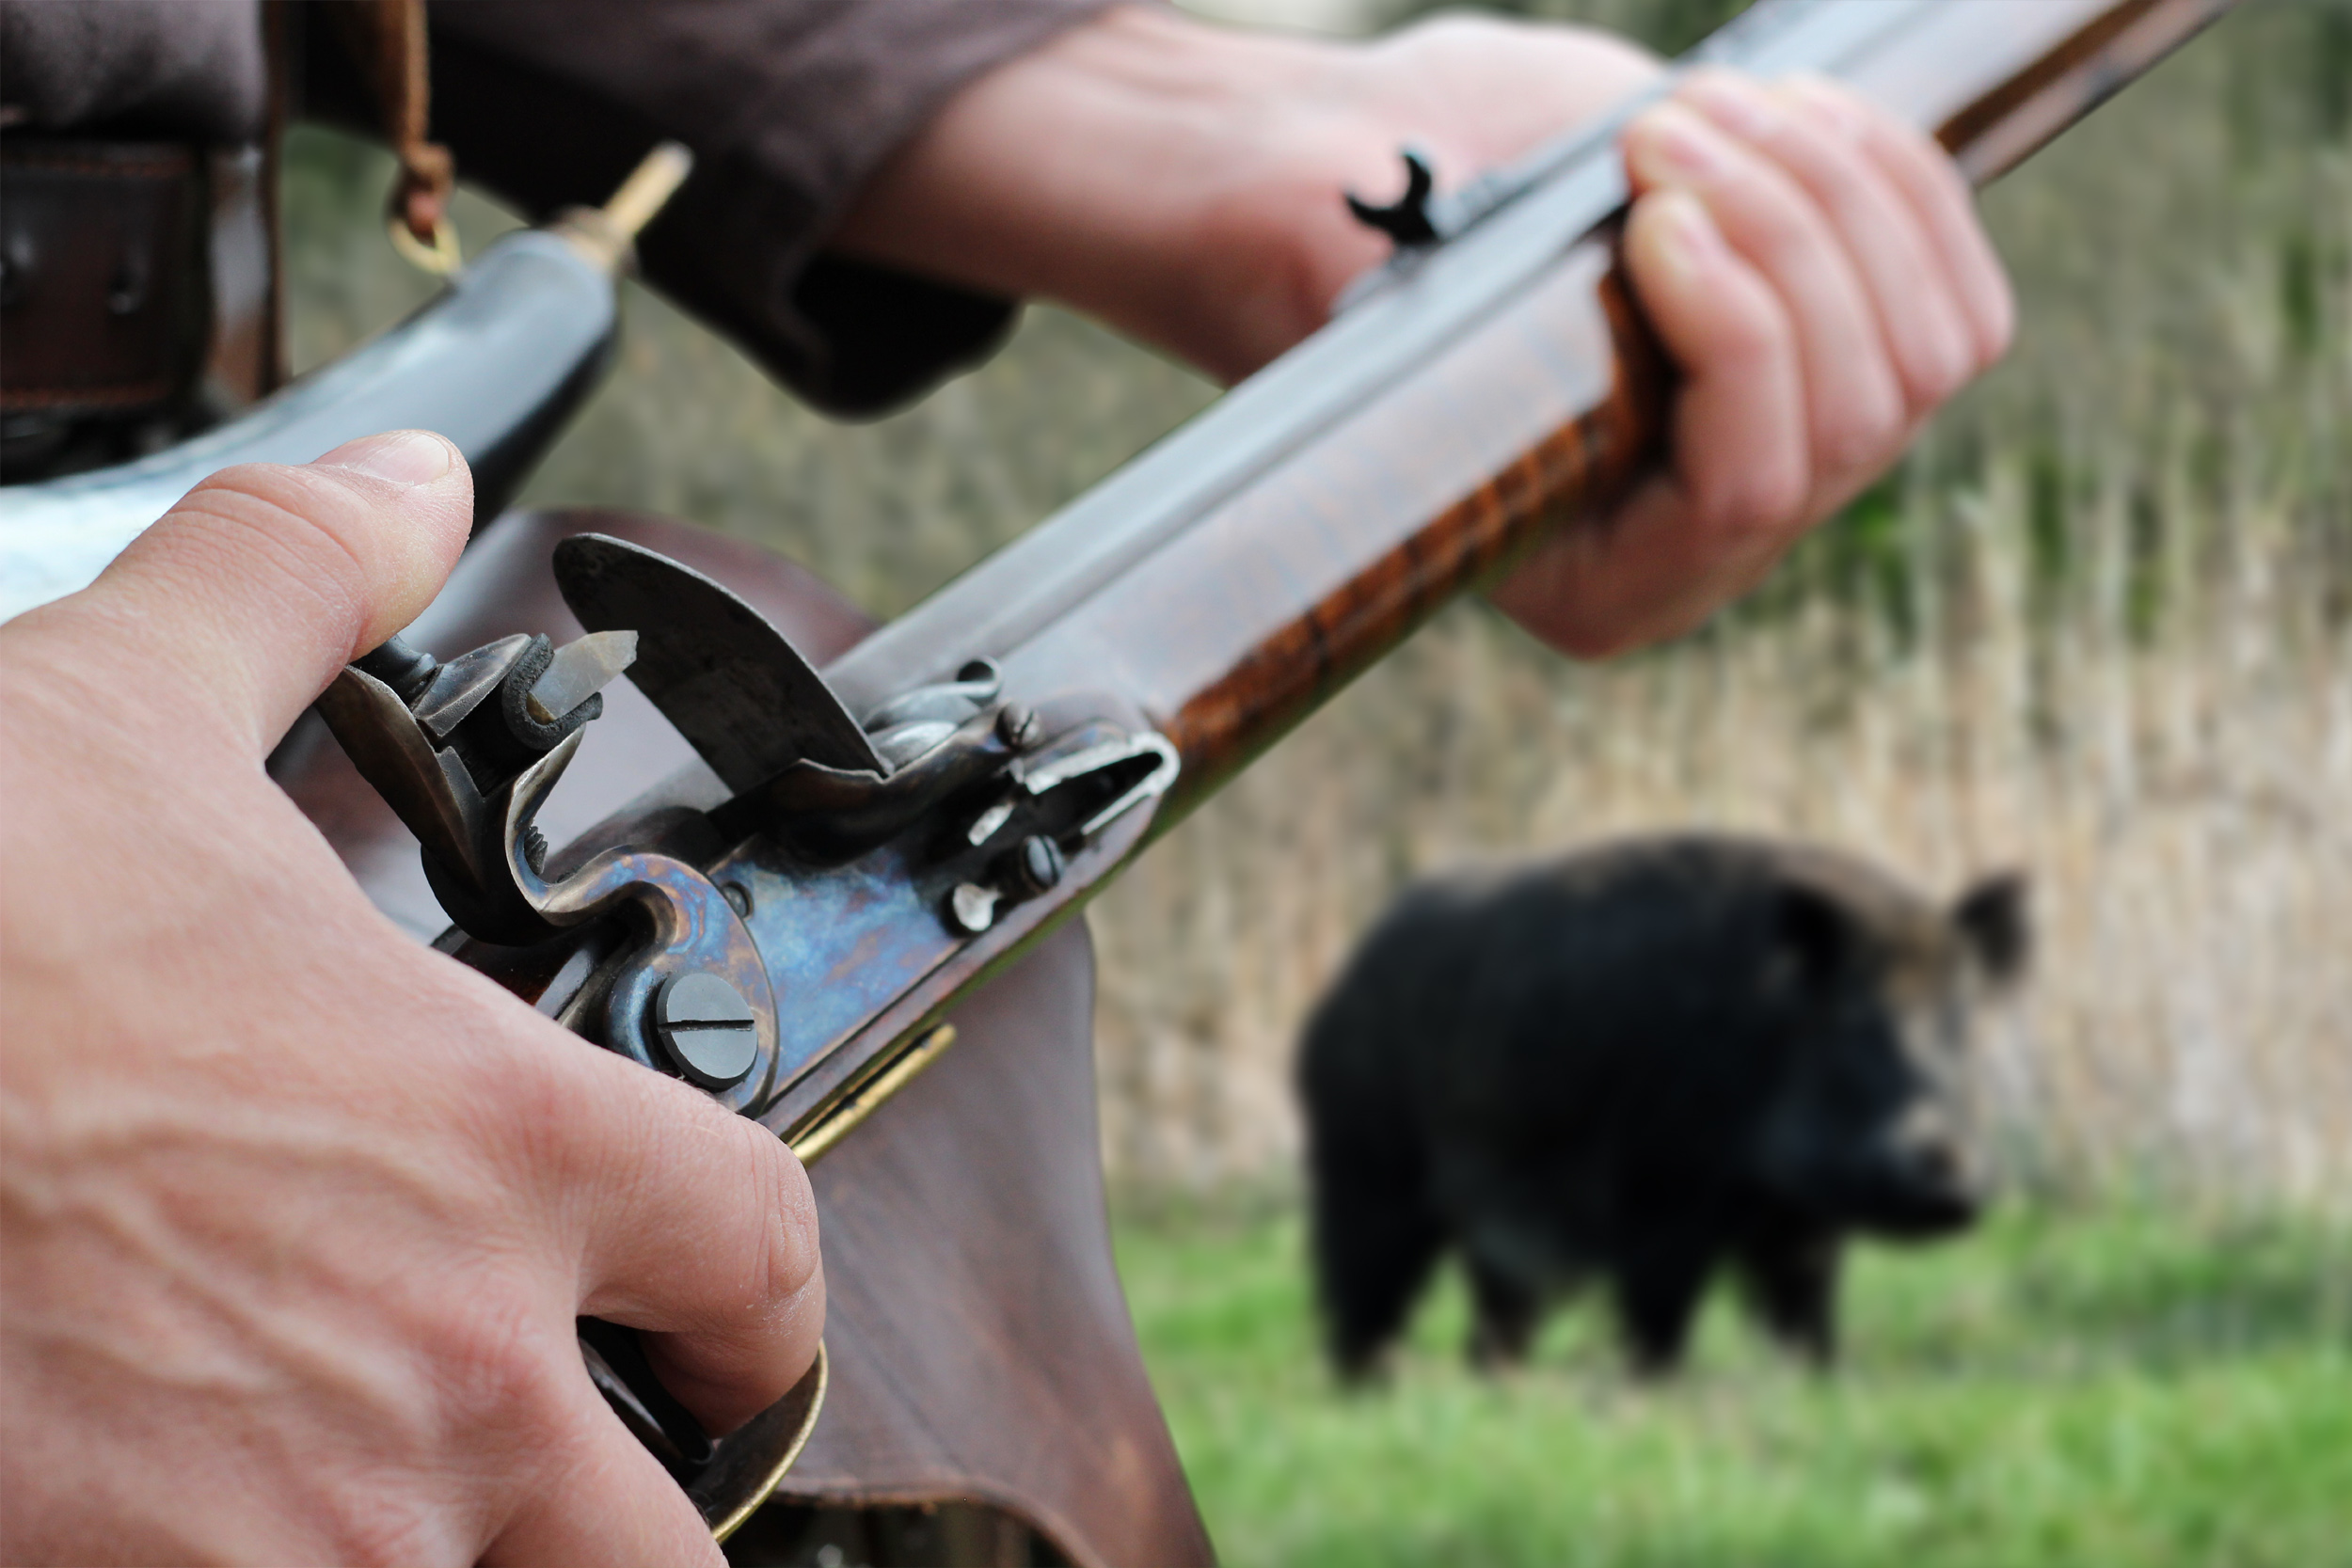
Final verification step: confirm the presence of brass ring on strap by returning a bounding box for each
[388,213,463,275]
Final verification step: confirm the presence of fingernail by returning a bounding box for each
[1786,74,1869,140]
[1653,191,1724,272]
[1681,71,1781,139]
[317,429,454,487]
[1629,103,1725,180]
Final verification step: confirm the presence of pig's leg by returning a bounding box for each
[1310,1131,1445,1382]
[1464,1253,1543,1371]
[1736,1230,1842,1368]
[1613,1230,1714,1375]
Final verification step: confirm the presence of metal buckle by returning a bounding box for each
[387,213,463,276]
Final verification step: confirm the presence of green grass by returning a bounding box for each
[1114,1201,2352,1568]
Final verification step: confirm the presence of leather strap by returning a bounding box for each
[326,0,453,248]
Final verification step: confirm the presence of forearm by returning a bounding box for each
[832,5,1661,382]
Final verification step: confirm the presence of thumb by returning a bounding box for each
[35,431,473,753]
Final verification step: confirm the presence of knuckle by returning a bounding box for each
[1905,319,1975,409]
[1871,108,1960,192]
[1740,198,1818,281]
[424,1281,569,1437]
[483,1022,598,1179]
[1717,293,1793,371]
[1975,276,2018,366]
[1917,135,1979,209]
[1658,235,1791,375]
[1740,452,1813,540]
[471,1003,675,1206]
[723,1121,821,1309]
[1932,341,1977,405]
[1790,135,1882,228]
[1697,446,1808,546]
[1817,384,1904,477]
[166,466,375,628]
[1728,165,1836,277]
[1392,11,1497,51]
[594,1078,821,1322]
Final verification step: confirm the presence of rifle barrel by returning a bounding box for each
[823,0,2240,828]
[278,0,2235,1142]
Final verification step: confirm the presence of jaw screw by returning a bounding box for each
[355,633,440,703]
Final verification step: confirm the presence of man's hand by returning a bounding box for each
[1489,68,2012,655]
[834,7,2010,657]
[0,433,822,1566]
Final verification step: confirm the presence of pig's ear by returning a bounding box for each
[1774,884,1854,993]
[1954,873,2031,987]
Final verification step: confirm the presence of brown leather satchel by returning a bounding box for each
[0,0,441,476]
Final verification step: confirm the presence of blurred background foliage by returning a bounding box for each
[283,3,2350,1561]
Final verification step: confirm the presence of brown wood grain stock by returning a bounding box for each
[1150,253,1664,811]
[1937,0,2243,183]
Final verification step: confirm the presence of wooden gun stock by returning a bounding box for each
[276,2,2238,1562]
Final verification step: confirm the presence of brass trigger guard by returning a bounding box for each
[696,1341,829,1542]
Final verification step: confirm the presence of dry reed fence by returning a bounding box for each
[280,4,2350,1208]
[1089,456,2352,1205]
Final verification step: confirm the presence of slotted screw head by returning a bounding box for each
[997,705,1041,750]
[652,972,758,1090]
[1013,834,1065,895]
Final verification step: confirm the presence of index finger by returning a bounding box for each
[526,1044,824,1436]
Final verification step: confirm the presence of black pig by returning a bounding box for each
[1299,833,2027,1378]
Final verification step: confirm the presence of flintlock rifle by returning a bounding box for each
[0,0,2244,1560]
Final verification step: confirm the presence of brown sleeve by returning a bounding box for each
[0,0,263,142]
[302,0,1115,416]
